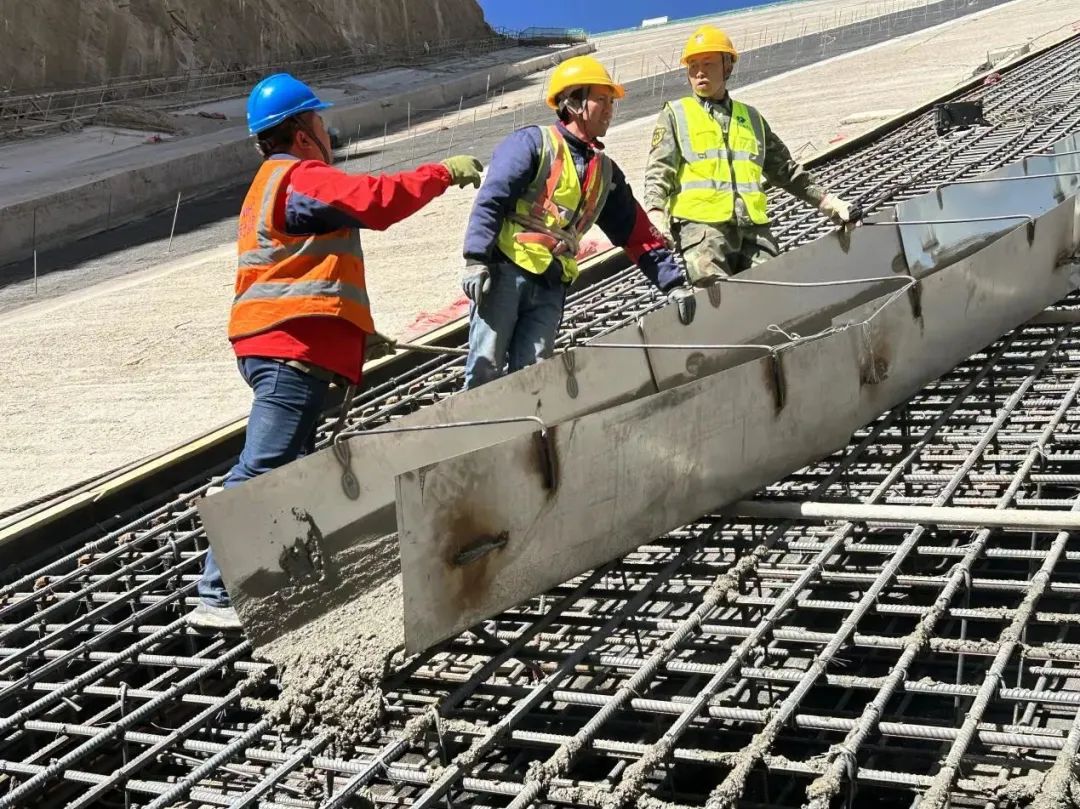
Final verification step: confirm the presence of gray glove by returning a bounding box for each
[462,266,492,306]
[364,331,397,362]
[668,286,696,326]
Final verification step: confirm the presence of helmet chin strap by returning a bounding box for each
[295,116,331,164]
[559,93,584,121]
[560,92,603,145]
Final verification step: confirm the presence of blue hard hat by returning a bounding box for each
[247,73,332,136]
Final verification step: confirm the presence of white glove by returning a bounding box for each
[819,194,862,227]
[647,208,674,247]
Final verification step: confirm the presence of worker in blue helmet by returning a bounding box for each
[188,73,484,631]
[246,73,335,161]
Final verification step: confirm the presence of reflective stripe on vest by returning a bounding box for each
[228,159,373,340]
[668,97,769,225]
[234,279,372,307]
[496,126,612,284]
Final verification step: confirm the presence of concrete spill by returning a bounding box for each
[994,771,1046,807]
[248,576,405,749]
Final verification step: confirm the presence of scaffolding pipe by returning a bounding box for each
[730,500,1080,530]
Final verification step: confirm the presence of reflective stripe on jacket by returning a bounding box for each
[668,96,769,225]
[229,159,374,339]
[495,125,612,284]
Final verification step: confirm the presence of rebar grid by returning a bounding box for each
[4,34,1080,809]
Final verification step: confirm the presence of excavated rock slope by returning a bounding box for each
[2,0,492,92]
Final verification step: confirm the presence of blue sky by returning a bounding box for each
[478,1,761,34]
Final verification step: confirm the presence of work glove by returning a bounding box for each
[462,265,492,307]
[364,331,397,362]
[668,285,697,326]
[442,155,484,189]
[819,194,863,227]
[647,208,674,247]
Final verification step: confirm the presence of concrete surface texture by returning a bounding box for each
[344,0,955,149]
[0,48,548,207]
[1,0,1079,513]
[1,0,491,93]
[592,0,961,83]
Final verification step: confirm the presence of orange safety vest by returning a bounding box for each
[228,158,374,340]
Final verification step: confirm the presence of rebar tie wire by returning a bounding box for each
[0,639,253,807]
[0,529,201,665]
[0,504,198,616]
[478,337,1002,809]
[226,733,333,809]
[805,330,1078,809]
[0,545,204,715]
[500,329,1035,809]
[68,684,258,809]
[916,369,1080,808]
[696,336,1074,809]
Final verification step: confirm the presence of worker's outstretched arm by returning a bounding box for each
[643,106,680,216]
[282,159,454,233]
[462,128,541,265]
[759,115,828,208]
[760,116,860,225]
[596,160,687,293]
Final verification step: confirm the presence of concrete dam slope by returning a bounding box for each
[0,0,493,92]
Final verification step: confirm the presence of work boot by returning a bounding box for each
[186,602,242,632]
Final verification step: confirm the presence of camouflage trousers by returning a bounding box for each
[672,219,781,286]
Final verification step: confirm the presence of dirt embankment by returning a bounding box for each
[2,0,492,93]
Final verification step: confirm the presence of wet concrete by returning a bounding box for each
[247,576,405,750]
[1028,757,1080,809]
[231,510,399,648]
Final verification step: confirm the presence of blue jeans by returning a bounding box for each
[463,263,567,389]
[197,357,330,607]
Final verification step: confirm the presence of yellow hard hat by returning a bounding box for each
[681,25,739,65]
[545,55,626,110]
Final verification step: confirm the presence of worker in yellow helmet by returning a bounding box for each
[644,25,860,285]
[460,55,695,389]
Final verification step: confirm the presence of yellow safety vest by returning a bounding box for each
[496,126,612,284]
[667,96,769,225]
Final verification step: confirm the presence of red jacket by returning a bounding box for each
[232,156,453,383]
